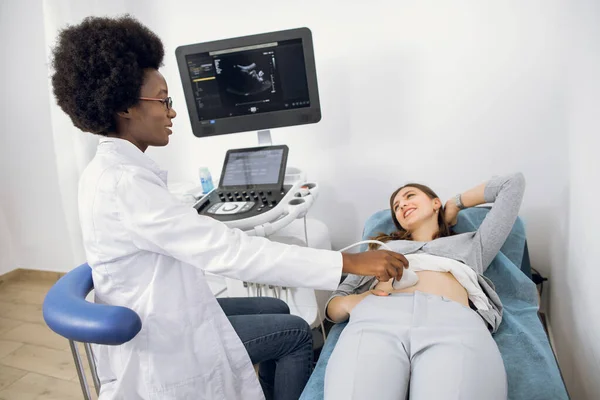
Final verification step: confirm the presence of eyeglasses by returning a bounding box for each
[139,96,173,110]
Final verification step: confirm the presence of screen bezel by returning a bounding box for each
[175,28,321,138]
[219,145,289,190]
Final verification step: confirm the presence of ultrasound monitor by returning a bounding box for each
[175,28,321,138]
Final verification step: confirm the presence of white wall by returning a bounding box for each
[0,0,73,273]
[0,204,18,276]
[549,0,600,398]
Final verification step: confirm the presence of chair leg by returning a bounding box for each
[69,340,92,400]
[84,342,101,396]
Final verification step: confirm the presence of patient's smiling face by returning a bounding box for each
[392,186,441,232]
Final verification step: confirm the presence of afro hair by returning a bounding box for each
[51,15,164,135]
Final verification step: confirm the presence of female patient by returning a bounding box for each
[325,173,525,400]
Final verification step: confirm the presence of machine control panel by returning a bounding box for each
[195,185,292,221]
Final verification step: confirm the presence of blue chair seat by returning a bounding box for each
[43,263,141,345]
[43,263,142,399]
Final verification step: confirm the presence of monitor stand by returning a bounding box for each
[257,129,272,146]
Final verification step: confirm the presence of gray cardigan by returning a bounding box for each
[326,173,526,333]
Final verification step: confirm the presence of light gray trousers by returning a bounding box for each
[324,291,507,400]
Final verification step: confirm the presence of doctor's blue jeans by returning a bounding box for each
[217,297,313,400]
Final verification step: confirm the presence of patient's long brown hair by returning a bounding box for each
[368,183,453,250]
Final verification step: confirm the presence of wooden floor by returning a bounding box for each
[0,271,97,400]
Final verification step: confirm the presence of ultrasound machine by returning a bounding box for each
[176,28,331,330]
[176,27,321,237]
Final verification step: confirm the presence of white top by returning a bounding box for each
[79,137,343,400]
[401,253,493,311]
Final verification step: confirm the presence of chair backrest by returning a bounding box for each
[43,263,142,345]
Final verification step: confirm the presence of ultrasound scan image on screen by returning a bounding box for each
[218,59,273,97]
[185,39,310,122]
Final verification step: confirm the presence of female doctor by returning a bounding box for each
[50,16,407,400]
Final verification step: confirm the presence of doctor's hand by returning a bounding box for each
[341,251,409,282]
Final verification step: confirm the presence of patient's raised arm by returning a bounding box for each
[326,289,390,323]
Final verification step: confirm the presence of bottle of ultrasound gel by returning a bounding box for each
[198,167,215,194]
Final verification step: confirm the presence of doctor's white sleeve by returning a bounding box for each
[115,166,342,290]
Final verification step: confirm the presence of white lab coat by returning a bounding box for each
[78,137,342,399]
